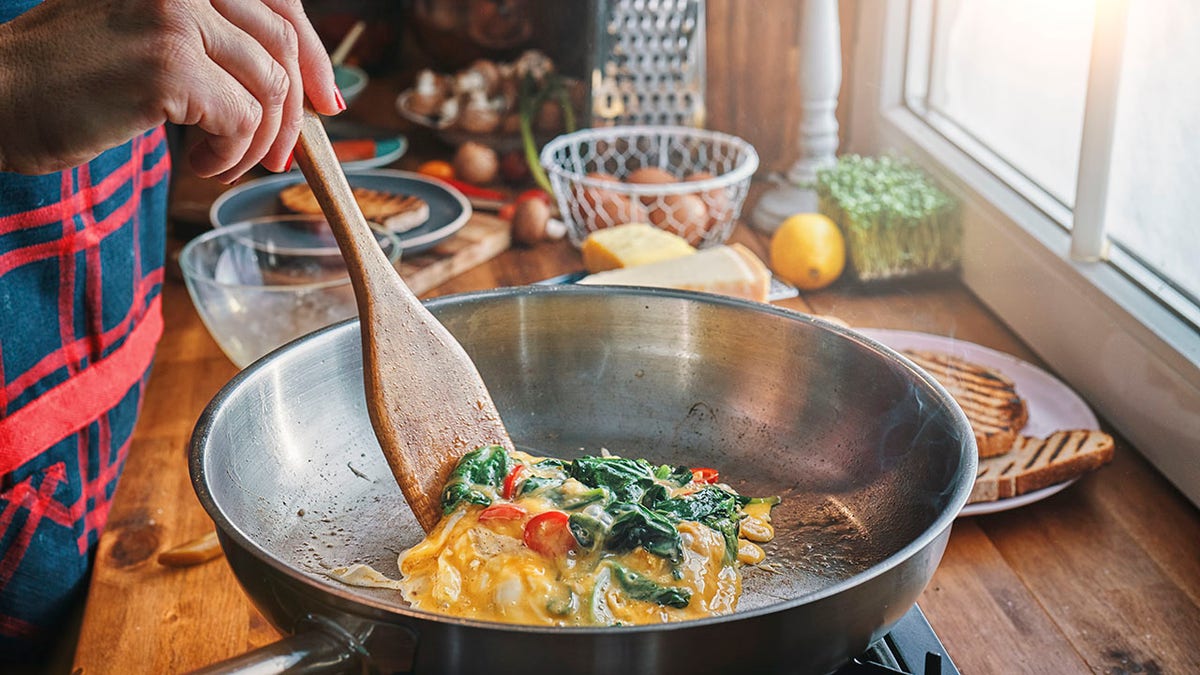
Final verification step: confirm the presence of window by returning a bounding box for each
[848,0,1200,505]
[905,0,1094,211]
[903,0,1200,326]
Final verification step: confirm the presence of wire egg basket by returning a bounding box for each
[539,126,759,247]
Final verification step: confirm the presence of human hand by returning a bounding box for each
[0,0,342,180]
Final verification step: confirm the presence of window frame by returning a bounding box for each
[846,0,1200,506]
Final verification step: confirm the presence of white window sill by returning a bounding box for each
[862,103,1200,506]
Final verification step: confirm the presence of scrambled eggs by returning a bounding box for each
[392,446,778,626]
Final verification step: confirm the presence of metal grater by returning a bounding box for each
[591,0,707,127]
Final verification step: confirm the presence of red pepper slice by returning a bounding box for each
[502,464,525,499]
[479,503,527,521]
[440,177,507,202]
[330,139,377,162]
[691,467,719,484]
[497,202,517,222]
[523,511,575,557]
[515,188,552,205]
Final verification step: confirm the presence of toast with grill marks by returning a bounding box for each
[903,350,1028,458]
[968,429,1114,504]
[280,184,431,233]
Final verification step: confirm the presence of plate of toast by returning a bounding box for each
[859,329,1115,516]
[210,170,471,254]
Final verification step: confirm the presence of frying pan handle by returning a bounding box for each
[189,619,368,675]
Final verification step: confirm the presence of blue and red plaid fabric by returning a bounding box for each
[0,113,169,660]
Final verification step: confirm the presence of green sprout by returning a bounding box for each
[816,155,960,282]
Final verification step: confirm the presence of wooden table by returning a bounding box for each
[64,213,1200,673]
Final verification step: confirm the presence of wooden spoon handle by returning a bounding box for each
[294,110,512,532]
[293,110,399,310]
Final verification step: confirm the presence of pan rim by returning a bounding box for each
[188,285,977,634]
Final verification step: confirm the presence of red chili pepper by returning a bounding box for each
[523,511,575,556]
[515,188,552,205]
[479,503,527,521]
[497,202,517,222]
[441,177,507,202]
[691,467,719,484]
[330,139,378,162]
[502,464,525,499]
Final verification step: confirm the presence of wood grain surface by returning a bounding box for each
[65,208,1200,673]
[62,55,1200,674]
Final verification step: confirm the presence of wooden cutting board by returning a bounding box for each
[399,214,511,295]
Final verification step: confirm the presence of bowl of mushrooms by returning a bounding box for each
[396,50,585,152]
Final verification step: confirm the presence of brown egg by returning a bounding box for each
[576,172,646,231]
[685,171,732,232]
[625,167,678,207]
[649,194,709,245]
[626,167,678,184]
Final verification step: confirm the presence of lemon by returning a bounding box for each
[769,213,846,290]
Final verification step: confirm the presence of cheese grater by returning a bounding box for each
[590,0,707,127]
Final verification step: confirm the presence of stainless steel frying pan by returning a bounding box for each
[189,286,975,675]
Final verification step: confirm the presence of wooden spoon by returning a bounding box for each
[294,109,513,532]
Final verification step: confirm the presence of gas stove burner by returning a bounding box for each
[838,605,958,675]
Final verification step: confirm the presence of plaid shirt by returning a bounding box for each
[0,117,169,659]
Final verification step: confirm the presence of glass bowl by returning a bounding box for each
[180,215,401,368]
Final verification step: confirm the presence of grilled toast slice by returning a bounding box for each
[903,349,1028,458]
[280,184,430,233]
[968,429,1114,503]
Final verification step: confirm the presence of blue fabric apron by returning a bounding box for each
[0,0,170,658]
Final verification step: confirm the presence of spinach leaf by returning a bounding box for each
[568,456,658,503]
[558,486,611,510]
[439,445,511,513]
[546,589,578,616]
[652,486,752,564]
[608,563,691,608]
[567,512,607,550]
[706,516,742,564]
[516,474,561,497]
[639,483,670,509]
[605,503,683,562]
[653,485,750,523]
[654,464,695,487]
[439,482,493,513]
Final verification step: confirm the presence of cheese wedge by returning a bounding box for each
[581,223,696,273]
[578,243,771,302]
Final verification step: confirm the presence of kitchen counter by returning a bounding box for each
[63,208,1200,673]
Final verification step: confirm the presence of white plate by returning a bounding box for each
[856,328,1099,516]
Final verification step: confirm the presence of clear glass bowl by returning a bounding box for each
[180,216,401,368]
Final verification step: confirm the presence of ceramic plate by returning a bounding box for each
[209,169,470,254]
[857,328,1099,517]
[286,133,407,173]
[334,64,368,106]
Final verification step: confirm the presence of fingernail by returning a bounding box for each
[334,87,346,111]
[284,151,294,172]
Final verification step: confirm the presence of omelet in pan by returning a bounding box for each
[394,446,778,626]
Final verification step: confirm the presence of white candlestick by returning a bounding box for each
[752,0,842,234]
